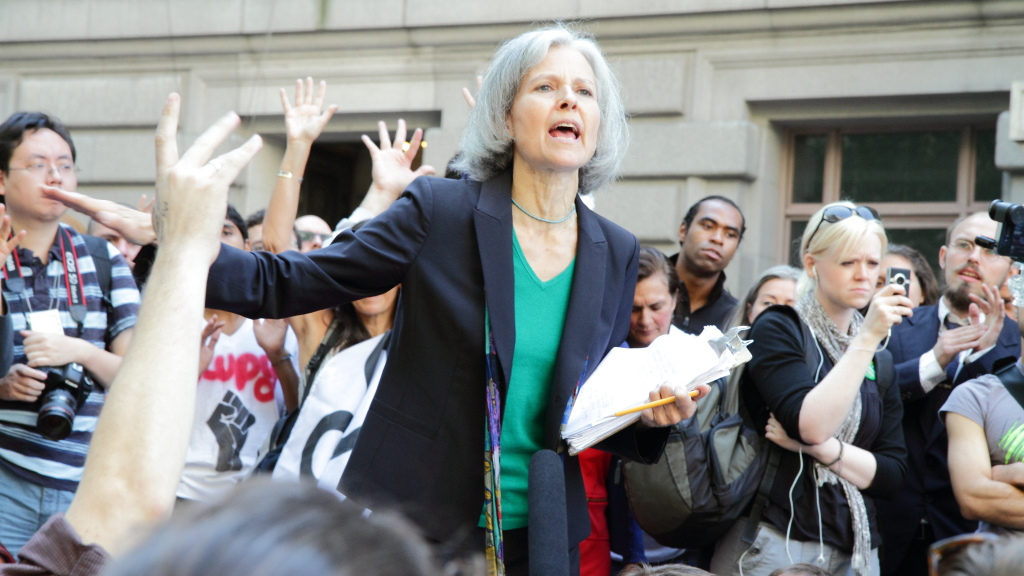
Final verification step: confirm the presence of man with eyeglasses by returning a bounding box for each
[0,112,140,555]
[294,214,332,253]
[879,212,1020,576]
[941,265,1024,538]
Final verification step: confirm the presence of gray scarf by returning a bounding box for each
[796,289,872,576]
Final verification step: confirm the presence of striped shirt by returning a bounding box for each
[0,224,140,491]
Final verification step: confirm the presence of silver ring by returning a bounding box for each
[208,159,224,172]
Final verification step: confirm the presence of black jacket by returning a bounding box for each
[877,303,1020,570]
[205,171,669,545]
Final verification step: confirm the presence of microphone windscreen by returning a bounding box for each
[528,449,569,576]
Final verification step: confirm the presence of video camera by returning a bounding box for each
[987,200,1024,263]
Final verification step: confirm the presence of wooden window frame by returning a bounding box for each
[781,124,997,262]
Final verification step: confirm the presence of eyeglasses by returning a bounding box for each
[296,231,330,245]
[7,161,77,178]
[806,205,880,248]
[949,238,1001,260]
[927,532,998,576]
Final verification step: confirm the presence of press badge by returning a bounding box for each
[27,309,64,335]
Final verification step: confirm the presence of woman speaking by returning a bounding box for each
[204,25,702,575]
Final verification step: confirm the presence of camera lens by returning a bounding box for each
[37,388,77,440]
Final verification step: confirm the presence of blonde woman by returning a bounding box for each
[711,202,912,576]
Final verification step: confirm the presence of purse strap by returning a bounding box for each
[301,314,345,404]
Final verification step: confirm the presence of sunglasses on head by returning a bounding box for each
[806,204,880,247]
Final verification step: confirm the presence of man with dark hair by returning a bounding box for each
[879,212,1020,576]
[244,208,266,251]
[670,195,744,334]
[0,111,140,554]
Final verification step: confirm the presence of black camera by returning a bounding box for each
[988,200,1024,263]
[36,363,94,440]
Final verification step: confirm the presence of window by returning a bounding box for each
[784,125,1000,275]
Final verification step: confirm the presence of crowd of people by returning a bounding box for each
[0,21,1021,576]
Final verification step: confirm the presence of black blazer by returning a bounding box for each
[205,171,668,544]
[878,303,1020,566]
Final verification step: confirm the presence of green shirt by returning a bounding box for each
[489,231,575,530]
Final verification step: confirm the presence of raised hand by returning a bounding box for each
[968,283,1006,352]
[860,283,914,344]
[199,314,225,376]
[281,77,338,145]
[153,93,262,263]
[253,317,288,359]
[363,119,437,204]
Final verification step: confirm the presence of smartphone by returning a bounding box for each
[886,267,911,293]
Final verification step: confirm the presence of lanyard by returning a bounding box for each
[2,227,88,327]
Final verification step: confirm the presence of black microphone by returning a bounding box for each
[529,449,569,576]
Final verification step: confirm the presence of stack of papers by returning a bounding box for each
[562,326,752,456]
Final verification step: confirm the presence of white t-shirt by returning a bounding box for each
[177,318,298,501]
[273,332,388,493]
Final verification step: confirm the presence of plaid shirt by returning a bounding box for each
[0,224,140,491]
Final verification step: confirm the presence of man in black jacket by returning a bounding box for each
[879,212,1020,576]
[670,195,744,334]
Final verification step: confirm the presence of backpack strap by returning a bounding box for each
[995,361,1024,410]
[301,314,345,404]
[81,234,113,303]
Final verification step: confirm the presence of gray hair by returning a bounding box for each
[453,23,629,193]
[728,264,803,329]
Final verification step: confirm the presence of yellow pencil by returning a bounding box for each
[613,389,700,417]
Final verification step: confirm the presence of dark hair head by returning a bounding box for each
[225,204,247,242]
[106,480,440,576]
[244,208,266,230]
[0,111,76,173]
[681,195,746,240]
[887,243,940,306]
[637,246,679,297]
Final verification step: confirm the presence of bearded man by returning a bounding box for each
[879,212,1020,576]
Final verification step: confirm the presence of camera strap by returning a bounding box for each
[2,227,89,330]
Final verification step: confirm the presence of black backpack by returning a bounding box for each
[623,306,893,549]
[82,234,113,301]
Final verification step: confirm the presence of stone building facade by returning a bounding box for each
[2,0,1023,290]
